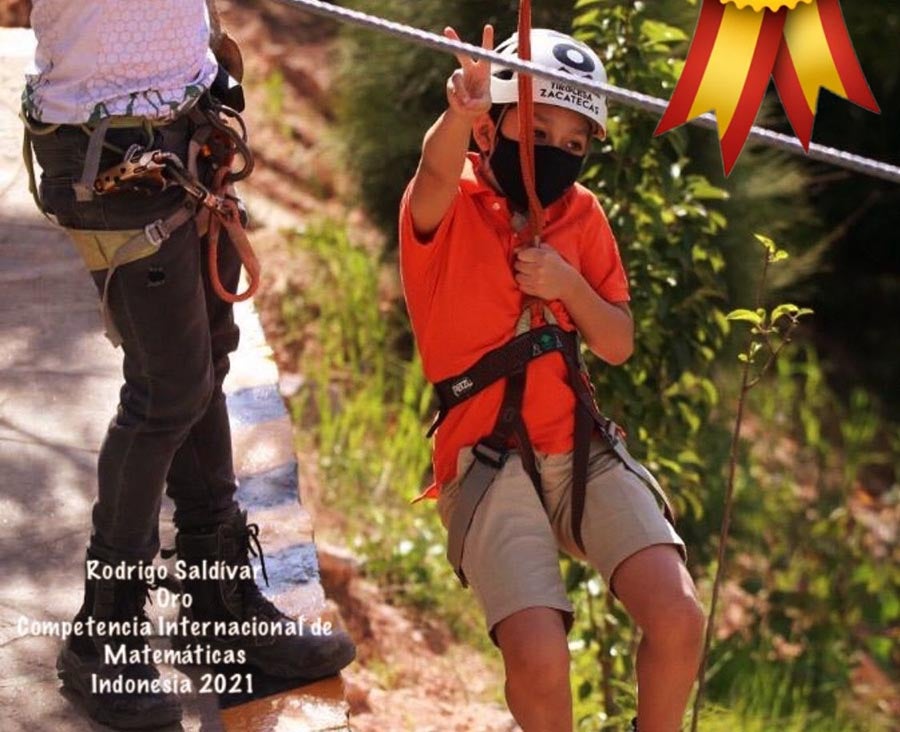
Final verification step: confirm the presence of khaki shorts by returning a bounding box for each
[437,439,686,641]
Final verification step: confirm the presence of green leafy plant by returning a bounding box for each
[282,220,492,648]
[691,234,812,731]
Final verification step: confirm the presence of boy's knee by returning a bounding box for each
[644,594,705,653]
[499,613,571,690]
[505,642,571,692]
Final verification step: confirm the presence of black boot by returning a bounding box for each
[171,511,356,680]
[57,557,182,730]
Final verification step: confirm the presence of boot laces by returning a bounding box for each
[99,578,156,657]
[236,523,283,622]
[110,578,155,626]
[244,523,269,586]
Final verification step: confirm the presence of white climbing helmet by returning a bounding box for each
[491,29,608,139]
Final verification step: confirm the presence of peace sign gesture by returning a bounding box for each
[444,24,495,119]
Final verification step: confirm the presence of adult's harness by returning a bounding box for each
[21,95,260,348]
[431,308,676,587]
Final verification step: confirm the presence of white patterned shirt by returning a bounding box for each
[24,0,219,124]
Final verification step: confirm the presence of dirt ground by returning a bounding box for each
[0,0,27,27]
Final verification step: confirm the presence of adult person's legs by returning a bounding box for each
[162,227,241,534]
[34,115,353,729]
[32,118,223,727]
[163,225,355,678]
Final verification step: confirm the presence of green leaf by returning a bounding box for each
[713,309,731,335]
[686,176,730,201]
[727,309,763,325]
[677,449,703,465]
[771,303,800,322]
[865,635,893,665]
[657,456,685,474]
[772,249,790,262]
[574,9,600,26]
[880,589,900,624]
[676,402,701,433]
[680,488,704,520]
[754,233,777,254]
[640,19,689,45]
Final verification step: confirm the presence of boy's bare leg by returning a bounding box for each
[612,544,705,732]
[494,607,573,732]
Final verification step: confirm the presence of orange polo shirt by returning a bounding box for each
[399,153,630,498]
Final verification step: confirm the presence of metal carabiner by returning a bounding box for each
[93,144,171,195]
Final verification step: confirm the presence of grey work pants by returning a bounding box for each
[31,115,241,563]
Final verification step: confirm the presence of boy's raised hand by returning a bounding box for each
[444,25,494,119]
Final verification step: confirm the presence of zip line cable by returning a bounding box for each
[270,0,900,185]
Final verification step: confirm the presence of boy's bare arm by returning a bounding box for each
[410,109,479,238]
[514,245,634,365]
[409,25,494,239]
[563,276,634,365]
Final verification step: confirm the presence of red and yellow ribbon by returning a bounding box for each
[655,0,879,174]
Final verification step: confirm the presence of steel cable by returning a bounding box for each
[270,0,900,184]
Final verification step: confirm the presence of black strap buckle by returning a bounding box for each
[602,418,621,446]
[471,441,509,470]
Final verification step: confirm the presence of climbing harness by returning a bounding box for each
[433,4,675,587]
[436,313,676,586]
[21,4,259,347]
[21,95,260,347]
[94,103,257,288]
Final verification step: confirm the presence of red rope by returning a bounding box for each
[206,166,261,303]
[516,0,545,242]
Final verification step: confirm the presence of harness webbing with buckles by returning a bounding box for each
[434,323,676,586]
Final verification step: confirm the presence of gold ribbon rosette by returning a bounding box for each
[655,0,880,173]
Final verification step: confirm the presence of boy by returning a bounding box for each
[400,25,705,732]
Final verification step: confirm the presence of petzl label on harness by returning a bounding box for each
[451,377,474,398]
[65,228,154,271]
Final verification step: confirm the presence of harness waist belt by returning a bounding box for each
[429,325,572,437]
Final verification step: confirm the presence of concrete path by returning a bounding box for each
[0,28,348,732]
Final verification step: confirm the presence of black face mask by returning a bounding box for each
[488,129,586,210]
